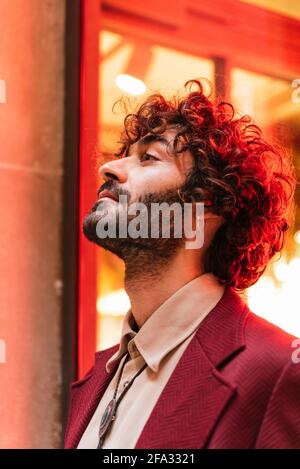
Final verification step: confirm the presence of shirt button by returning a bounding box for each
[123,381,129,388]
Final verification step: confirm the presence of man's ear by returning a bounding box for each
[202,200,222,221]
[204,211,223,221]
[190,200,224,228]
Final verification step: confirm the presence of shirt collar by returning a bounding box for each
[106,273,225,373]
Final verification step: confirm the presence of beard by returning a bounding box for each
[84,187,184,259]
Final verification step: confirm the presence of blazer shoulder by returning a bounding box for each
[94,343,119,362]
[70,343,119,389]
[255,356,300,448]
[244,308,298,371]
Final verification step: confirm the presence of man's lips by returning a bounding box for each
[97,189,119,202]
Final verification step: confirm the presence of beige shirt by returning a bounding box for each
[77,272,225,449]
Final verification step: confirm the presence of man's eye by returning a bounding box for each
[140,153,158,162]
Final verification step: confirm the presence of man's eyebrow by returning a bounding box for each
[125,134,172,157]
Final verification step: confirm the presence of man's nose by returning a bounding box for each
[98,159,127,183]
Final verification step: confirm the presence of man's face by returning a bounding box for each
[83,127,195,260]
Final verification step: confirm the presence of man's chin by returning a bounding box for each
[82,210,122,256]
[82,211,105,244]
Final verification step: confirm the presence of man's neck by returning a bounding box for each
[124,249,205,328]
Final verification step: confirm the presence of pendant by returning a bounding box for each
[98,398,117,440]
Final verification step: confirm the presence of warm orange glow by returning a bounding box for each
[97,288,130,317]
[241,0,300,21]
[294,230,300,245]
[116,74,146,95]
[248,257,300,337]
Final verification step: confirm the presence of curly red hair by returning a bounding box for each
[114,80,296,291]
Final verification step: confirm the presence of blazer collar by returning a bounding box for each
[65,286,249,449]
[196,286,249,369]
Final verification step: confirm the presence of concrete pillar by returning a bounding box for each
[0,0,65,448]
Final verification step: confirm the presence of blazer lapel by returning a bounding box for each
[64,345,119,449]
[135,287,249,449]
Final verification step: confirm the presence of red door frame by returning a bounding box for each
[78,0,99,378]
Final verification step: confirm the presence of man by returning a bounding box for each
[65,80,300,449]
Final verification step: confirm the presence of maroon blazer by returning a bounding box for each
[64,286,300,449]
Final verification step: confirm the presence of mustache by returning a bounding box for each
[96,180,130,200]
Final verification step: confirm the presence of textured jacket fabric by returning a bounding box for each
[64,286,300,449]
